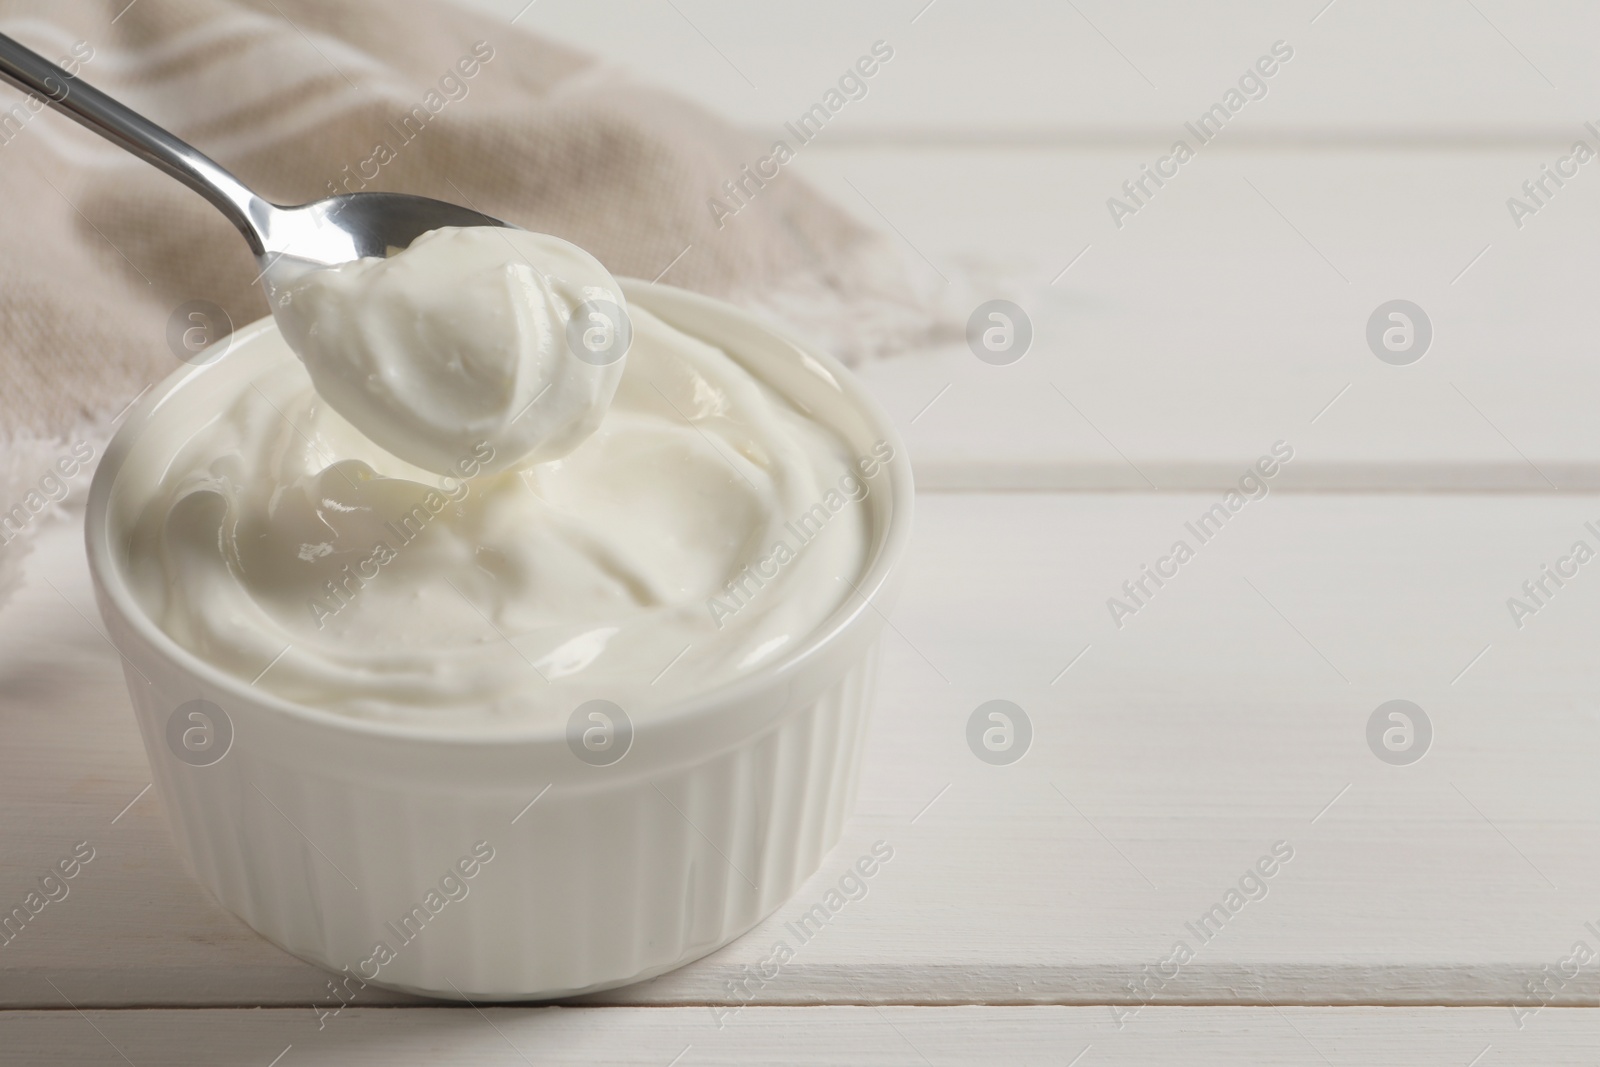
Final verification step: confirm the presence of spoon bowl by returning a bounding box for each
[260,192,512,270]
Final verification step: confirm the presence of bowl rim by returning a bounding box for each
[85,279,914,749]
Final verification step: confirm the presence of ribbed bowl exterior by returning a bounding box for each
[109,607,879,999]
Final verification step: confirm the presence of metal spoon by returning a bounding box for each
[0,31,510,278]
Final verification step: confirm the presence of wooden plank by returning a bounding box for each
[458,0,1600,141]
[789,144,1600,490]
[8,491,1600,1007]
[1,1006,1595,1066]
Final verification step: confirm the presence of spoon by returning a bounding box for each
[0,31,511,278]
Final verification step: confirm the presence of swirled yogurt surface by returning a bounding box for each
[123,233,882,727]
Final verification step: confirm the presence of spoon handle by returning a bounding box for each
[0,32,269,253]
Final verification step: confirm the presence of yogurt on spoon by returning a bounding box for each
[270,226,630,476]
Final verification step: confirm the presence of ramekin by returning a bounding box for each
[85,280,912,1000]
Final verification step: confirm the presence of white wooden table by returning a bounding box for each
[9,0,1600,1062]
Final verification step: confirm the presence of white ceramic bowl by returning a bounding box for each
[85,281,912,1000]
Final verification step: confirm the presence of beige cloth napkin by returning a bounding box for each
[0,0,940,605]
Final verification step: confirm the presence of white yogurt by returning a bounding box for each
[124,267,882,727]
[271,226,629,477]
